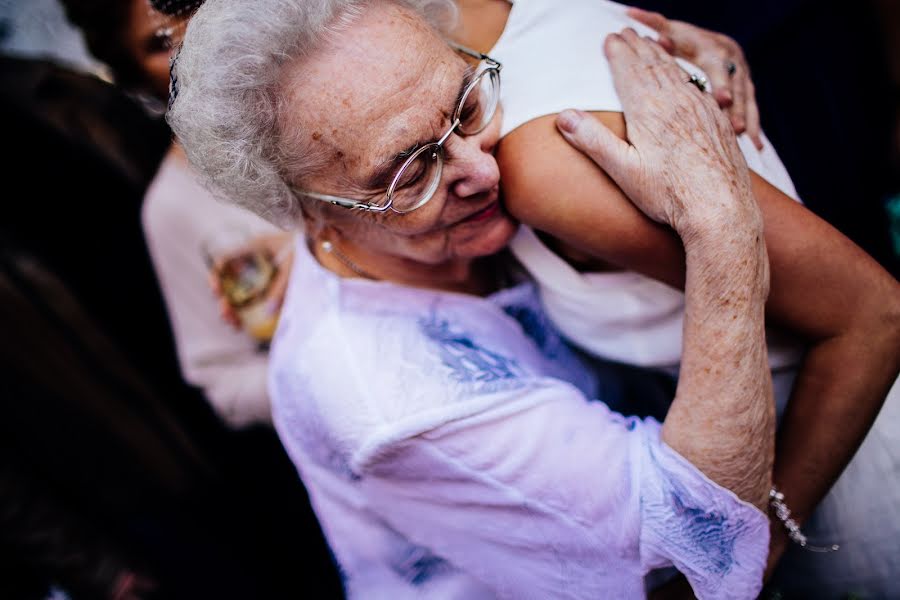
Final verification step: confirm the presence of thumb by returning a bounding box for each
[702,65,734,108]
[556,109,634,181]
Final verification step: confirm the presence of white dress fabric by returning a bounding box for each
[269,238,769,599]
[143,150,279,426]
[490,2,900,596]
[492,0,801,371]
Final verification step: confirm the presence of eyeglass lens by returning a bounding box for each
[388,67,499,213]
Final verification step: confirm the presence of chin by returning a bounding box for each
[456,210,518,260]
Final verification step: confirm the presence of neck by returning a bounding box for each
[169,140,188,163]
[312,235,495,296]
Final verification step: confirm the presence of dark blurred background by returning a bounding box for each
[0,1,343,598]
[632,0,900,277]
[0,0,896,598]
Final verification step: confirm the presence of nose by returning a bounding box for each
[446,122,501,199]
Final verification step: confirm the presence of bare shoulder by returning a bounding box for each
[496,111,685,284]
[497,112,625,224]
[496,111,900,343]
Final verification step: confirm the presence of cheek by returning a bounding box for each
[376,192,452,236]
[338,207,453,261]
[446,209,518,258]
[145,54,174,98]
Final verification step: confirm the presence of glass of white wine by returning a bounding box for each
[203,229,282,343]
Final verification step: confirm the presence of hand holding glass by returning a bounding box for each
[203,230,292,343]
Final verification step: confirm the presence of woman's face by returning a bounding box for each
[282,2,517,266]
[123,0,183,100]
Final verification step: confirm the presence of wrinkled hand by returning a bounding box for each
[556,29,758,241]
[627,7,763,150]
[209,232,295,330]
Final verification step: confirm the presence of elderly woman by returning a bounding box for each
[170,0,775,597]
[172,15,900,594]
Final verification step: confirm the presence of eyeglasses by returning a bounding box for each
[294,43,502,214]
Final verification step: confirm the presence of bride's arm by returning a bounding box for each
[497,110,900,569]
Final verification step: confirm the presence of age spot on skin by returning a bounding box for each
[312,131,323,141]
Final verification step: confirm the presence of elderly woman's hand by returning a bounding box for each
[557,30,774,511]
[556,29,760,244]
[627,7,763,150]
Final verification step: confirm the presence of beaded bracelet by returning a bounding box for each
[769,487,840,553]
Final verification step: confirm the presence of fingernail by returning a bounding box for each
[558,109,583,133]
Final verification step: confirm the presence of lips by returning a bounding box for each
[455,185,502,225]
[462,200,501,223]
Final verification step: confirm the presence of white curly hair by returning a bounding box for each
[167,0,457,228]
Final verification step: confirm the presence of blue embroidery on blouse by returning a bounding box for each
[503,303,559,359]
[645,446,743,576]
[668,494,738,575]
[419,313,524,392]
[500,297,600,398]
[397,546,452,586]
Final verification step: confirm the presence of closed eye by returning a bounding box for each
[398,144,421,159]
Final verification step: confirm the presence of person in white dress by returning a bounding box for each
[451,1,900,596]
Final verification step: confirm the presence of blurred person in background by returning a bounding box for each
[139,4,291,425]
[0,0,343,596]
[69,0,288,427]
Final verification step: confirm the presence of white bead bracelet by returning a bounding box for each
[769,486,840,553]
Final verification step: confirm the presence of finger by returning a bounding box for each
[743,82,763,150]
[626,7,671,36]
[712,87,734,109]
[641,35,671,61]
[219,298,241,329]
[701,57,734,108]
[603,32,640,80]
[557,109,635,184]
[605,33,658,107]
[633,36,695,90]
[728,69,748,135]
[605,33,683,108]
[620,28,661,62]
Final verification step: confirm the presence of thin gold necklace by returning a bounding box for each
[320,240,377,280]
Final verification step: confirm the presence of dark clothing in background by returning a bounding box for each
[0,56,343,599]
[633,0,900,277]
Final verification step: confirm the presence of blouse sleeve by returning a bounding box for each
[355,384,769,599]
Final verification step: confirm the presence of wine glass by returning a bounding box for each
[202,228,283,343]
